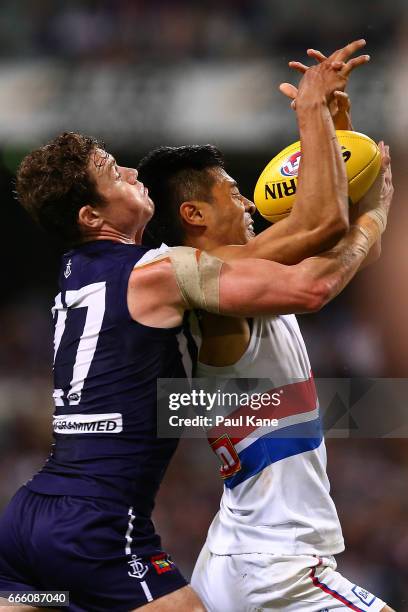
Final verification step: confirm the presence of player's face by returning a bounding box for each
[206,168,256,245]
[89,148,154,232]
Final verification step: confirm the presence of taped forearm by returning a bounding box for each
[298,218,382,307]
[351,206,387,255]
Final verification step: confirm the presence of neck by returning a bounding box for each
[82,225,145,245]
[183,233,222,252]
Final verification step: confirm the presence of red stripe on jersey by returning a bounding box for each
[207,375,317,445]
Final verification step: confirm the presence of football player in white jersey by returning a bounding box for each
[7,39,385,612]
[137,43,395,611]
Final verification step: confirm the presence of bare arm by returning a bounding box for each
[280,43,388,269]
[212,40,370,265]
[219,224,376,317]
[129,192,390,327]
[129,140,392,328]
[212,96,347,266]
[128,223,375,327]
[221,149,393,315]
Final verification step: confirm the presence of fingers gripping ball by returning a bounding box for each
[254,130,381,223]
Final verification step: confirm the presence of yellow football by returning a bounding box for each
[254,130,381,223]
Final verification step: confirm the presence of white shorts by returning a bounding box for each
[191,544,386,612]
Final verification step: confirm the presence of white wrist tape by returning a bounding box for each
[366,208,387,234]
[351,225,371,257]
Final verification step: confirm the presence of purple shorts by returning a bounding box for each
[0,486,187,611]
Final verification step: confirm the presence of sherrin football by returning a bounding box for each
[254,130,381,223]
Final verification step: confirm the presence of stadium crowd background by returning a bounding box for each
[1,0,407,608]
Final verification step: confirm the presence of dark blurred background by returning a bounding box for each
[1,0,407,608]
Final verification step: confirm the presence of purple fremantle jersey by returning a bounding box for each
[26,240,188,519]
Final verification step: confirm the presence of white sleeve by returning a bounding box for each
[133,243,171,267]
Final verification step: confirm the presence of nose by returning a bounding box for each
[244,198,256,216]
[125,167,138,183]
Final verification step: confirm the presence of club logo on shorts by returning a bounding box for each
[151,554,175,575]
[128,554,149,579]
[352,585,376,606]
[280,151,301,177]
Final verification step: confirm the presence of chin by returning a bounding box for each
[141,203,154,226]
[147,197,154,212]
[144,197,154,216]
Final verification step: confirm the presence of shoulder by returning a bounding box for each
[133,243,172,267]
[129,255,175,289]
[130,245,202,294]
[128,249,187,328]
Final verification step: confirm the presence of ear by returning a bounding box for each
[78,204,104,231]
[179,200,208,227]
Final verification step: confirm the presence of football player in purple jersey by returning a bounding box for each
[0,40,392,612]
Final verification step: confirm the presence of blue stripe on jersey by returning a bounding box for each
[224,418,323,489]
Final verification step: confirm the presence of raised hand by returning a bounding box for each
[279,39,369,123]
[287,40,369,84]
[328,90,353,131]
[281,86,353,131]
[279,44,356,129]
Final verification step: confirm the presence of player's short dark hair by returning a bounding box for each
[138,144,225,247]
[15,131,106,246]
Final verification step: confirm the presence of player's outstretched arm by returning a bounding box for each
[128,215,381,328]
[283,40,369,249]
[219,197,389,317]
[129,143,391,326]
[213,40,369,266]
[129,152,391,328]
[220,148,392,316]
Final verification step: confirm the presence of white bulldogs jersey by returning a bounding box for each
[195,314,344,557]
